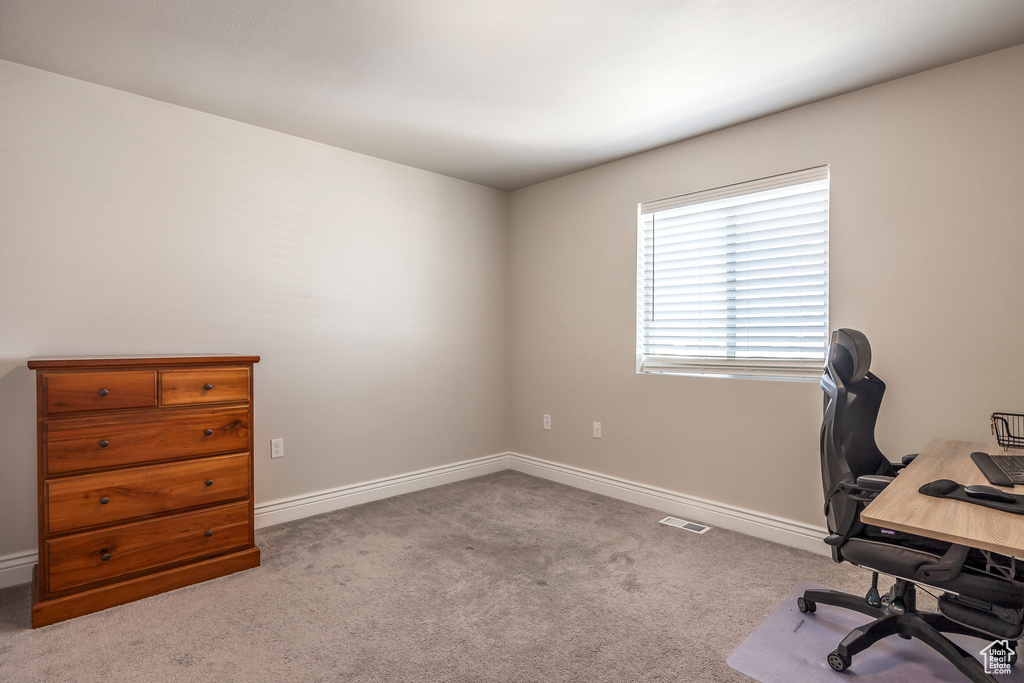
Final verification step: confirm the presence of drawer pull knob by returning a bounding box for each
[205,479,214,487]
[99,440,109,448]
[98,388,109,396]
[100,497,110,505]
[205,530,214,538]
[101,553,111,561]
[204,383,214,390]
[204,429,214,436]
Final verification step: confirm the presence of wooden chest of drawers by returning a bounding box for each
[28,355,261,627]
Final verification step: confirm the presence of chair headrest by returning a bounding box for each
[829,329,872,385]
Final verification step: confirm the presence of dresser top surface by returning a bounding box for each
[28,354,260,369]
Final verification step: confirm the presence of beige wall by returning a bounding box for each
[3,42,1022,561]
[509,44,1024,528]
[0,60,509,559]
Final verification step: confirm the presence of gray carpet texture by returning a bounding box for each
[0,470,871,682]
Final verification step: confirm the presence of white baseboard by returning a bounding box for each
[508,452,830,556]
[0,449,827,591]
[0,551,36,590]
[254,452,510,528]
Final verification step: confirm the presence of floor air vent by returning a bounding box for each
[659,517,711,534]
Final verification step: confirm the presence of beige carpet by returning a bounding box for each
[0,470,869,682]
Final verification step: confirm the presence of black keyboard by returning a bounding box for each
[972,452,1024,486]
[996,455,1024,481]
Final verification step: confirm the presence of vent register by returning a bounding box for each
[659,517,711,534]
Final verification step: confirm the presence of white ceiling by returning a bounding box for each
[2,1,1023,190]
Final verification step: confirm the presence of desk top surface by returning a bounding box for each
[862,437,1024,558]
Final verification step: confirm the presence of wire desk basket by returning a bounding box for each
[991,412,1024,451]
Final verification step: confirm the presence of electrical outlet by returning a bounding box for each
[271,438,284,459]
[543,414,551,430]
[593,422,602,439]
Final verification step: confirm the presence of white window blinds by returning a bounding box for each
[636,166,829,379]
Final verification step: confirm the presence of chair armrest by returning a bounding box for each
[855,475,895,492]
[919,544,969,583]
[891,454,919,472]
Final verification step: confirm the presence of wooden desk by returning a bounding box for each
[862,437,1024,558]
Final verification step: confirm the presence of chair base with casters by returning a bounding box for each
[799,574,1018,682]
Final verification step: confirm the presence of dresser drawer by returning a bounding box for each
[160,367,249,406]
[46,501,250,594]
[45,453,251,534]
[44,407,250,475]
[43,371,156,415]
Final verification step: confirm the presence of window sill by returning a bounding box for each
[636,355,824,382]
[637,368,821,383]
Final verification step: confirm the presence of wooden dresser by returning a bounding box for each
[27,355,261,627]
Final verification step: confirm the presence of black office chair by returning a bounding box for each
[799,329,1024,682]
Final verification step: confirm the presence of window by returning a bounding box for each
[636,166,829,380]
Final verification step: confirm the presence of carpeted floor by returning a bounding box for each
[0,470,873,682]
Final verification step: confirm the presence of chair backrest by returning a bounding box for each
[820,329,893,538]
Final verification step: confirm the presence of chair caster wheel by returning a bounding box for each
[828,651,850,672]
[797,597,816,613]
